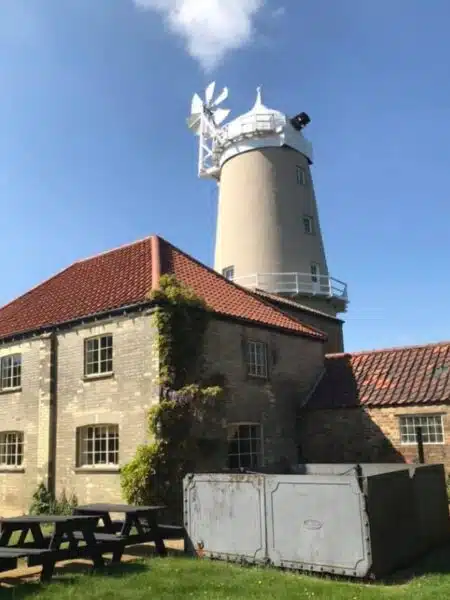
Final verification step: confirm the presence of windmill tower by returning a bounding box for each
[187,83,348,316]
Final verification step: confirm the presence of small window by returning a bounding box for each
[296,166,306,185]
[76,424,119,467]
[399,415,444,445]
[84,335,113,376]
[222,266,235,280]
[0,354,22,390]
[227,424,262,469]
[303,216,314,235]
[247,340,268,379]
[0,431,24,467]
[310,263,320,283]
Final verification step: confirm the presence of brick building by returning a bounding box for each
[0,235,328,514]
[301,344,450,471]
[0,233,449,516]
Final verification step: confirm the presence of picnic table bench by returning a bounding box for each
[0,514,125,582]
[0,547,56,581]
[74,503,170,555]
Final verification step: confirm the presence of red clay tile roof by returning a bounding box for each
[158,237,323,339]
[308,342,450,409]
[0,235,324,341]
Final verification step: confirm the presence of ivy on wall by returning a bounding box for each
[120,275,224,512]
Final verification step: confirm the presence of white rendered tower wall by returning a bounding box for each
[213,94,348,316]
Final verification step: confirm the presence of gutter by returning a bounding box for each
[0,300,156,346]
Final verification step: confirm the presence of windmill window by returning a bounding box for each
[310,263,320,283]
[296,166,306,185]
[222,266,234,280]
[303,216,314,235]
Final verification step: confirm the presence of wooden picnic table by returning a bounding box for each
[0,514,125,582]
[73,503,168,556]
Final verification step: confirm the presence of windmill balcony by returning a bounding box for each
[232,272,348,302]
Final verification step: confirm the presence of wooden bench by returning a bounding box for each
[109,521,189,552]
[69,531,126,562]
[111,520,186,539]
[0,547,57,582]
[0,554,17,573]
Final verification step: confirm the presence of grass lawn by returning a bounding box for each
[1,547,450,600]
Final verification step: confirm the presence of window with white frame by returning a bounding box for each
[247,340,268,379]
[296,165,306,185]
[84,335,113,376]
[222,266,235,280]
[310,262,320,283]
[399,415,444,444]
[0,431,24,467]
[0,354,22,390]
[227,424,262,469]
[303,215,314,235]
[76,425,119,467]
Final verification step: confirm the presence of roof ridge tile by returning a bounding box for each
[75,235,153,264]
[0,234,325,342]
[326,339,450,359]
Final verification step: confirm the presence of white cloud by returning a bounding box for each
[133,0,265,71]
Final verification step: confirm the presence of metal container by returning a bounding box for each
[183,463,449,578]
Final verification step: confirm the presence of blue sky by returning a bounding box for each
[1,0,449,353]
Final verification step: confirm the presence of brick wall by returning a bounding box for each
[203,317,325,468]
[54,311,159,505]
[258,298,344,354]
[279,307,344,354]
[0,336,51,515]
[299,404,450,471]
[0,309,327,514]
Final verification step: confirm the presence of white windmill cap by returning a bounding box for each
[227,86,285,126]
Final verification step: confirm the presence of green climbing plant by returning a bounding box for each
[121,275,224,514]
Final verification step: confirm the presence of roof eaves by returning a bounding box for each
[0,300,156,346]
[308,399,450,410]
[252,289,344,323]
[209,309,326,340]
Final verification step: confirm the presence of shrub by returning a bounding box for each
[29,483,78,516]
[29,482,53,515]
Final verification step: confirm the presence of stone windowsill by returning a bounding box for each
[0,468,25,474]
[74,467,120,475]
[247,373,269,383]
[0,387,22,395]
[82,372,114,383]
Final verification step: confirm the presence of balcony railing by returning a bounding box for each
[221,113,280,141]
[231,272,348,301]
